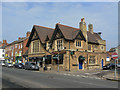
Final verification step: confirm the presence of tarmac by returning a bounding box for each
[41,68,120,82]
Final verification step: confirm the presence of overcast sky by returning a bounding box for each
[2,2,118,50]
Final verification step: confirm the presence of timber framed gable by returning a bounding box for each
[74,30,86,41]
[50,24,65,44]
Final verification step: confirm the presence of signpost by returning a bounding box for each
[112,52,118,79]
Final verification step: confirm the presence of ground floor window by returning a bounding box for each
[89,56,96,64]
[53,54,64,64]
[45,55,52,64]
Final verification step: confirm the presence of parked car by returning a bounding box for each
[7,63,13,67]
[117,63,120,68]
[103,63,116,70]
[13,63,24,69]
[24,62,39,70]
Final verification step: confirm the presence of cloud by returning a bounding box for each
[1,0,120,2]
[2,2,118,50]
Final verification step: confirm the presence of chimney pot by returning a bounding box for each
[26,32,31,37]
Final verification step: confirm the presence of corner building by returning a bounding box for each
[26,18,106,71]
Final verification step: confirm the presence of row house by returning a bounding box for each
[26,18,106,71]
[5,32,30,64]
[0,40,8,65]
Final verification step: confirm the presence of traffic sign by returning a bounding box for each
[112,52,118,59]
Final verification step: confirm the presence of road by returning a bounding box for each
[2,67,119,88]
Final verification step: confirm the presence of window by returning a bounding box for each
[88,45,91,51]
[19,51,22,56]
[76,40,81,47]
[19,44,21,49]
[15,51,17,55]
[53,54,63,64]
[33,40,39,53]
[21,44,22,48]
[101,46,104,50]
[94,45,98,49]
[15,44,18,48]
[89,56,96,64]
[46,42,50,50]
[57,40,63,50]
[12,50,13,56]
[2,54,4,57]
[2,49,4,52]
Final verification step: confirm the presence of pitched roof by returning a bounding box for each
[6,37,28,47]
[87,31,102,44]
[57,23,80,40]
[56,23,103,44]
[34,25,54,43]
[27,23,105,46]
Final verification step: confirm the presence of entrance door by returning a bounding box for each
[79,61,83,69]
[101,59,104,68]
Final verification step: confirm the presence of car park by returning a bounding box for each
[103,63,116,70]
[13,63,24,69]
[24,62,39,70]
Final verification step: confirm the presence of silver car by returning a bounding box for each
[117,63,120,68]
[24,62,39,70]
[7,63,13,67]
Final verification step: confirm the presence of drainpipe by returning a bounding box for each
[69,41,70,72]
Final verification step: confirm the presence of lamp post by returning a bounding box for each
[57,48,59,72]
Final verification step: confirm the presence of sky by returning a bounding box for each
[1,2,118,50]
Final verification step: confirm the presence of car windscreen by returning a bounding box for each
[30,63,36,65]
[19,63,23,65]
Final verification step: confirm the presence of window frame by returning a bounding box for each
[75,40,82,48]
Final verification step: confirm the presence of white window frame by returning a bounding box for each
[15,44,18,48]
[56,39,63,50]
[75,40,82,48]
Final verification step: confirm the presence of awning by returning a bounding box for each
[78,56,85,62]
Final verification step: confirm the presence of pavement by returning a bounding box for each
[2,67,119,88]
[41,68,120,81]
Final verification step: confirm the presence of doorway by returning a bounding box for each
[101,59,104,68]
[79,61,83,69]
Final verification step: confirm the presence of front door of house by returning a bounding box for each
[101,59,104,68]
[79,61,83,69]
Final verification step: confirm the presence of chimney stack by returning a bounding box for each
[88,24,93,34]
[18,37,21,40]
[79,18,87,40]
[26,32,31,37]
[2,40,7,46]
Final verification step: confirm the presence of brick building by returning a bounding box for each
[26,18,106,71]
[5,32,30,64]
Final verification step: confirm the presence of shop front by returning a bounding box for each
[29,57,43,67]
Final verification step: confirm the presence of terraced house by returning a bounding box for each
[26,18,106,71]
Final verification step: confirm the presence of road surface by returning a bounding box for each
[2,67,119,88]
